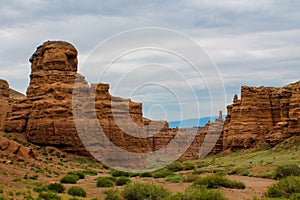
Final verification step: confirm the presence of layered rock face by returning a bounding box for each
[223,82,300,150]
[3,41,205,161]
[0,80,9,131]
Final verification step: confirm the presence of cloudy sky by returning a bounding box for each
[0,0,299,121]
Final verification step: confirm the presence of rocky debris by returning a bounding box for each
[223,81,300,150]
[0,135,36,161]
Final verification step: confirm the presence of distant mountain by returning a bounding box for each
[168,116,223,128]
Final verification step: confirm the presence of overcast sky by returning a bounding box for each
[0,0,299,121]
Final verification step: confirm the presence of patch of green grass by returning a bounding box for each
[152,169,174,179]
[165,174,184,183]
[193,174,246,189]
[122,182,170,200]
[164,185,228,200]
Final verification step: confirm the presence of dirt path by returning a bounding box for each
[222,175,275,200]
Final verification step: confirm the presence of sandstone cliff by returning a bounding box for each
[223,81,300,150]
[1,41,299,164]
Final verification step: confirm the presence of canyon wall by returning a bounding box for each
[223,82,300,150]
[1,41,299,163]
[2,41,208,162]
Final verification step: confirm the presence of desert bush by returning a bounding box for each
[111,169,131,177]
[167,162,184,172]
[47,182,65,193]
[38,191,61,200]
[164,185,228,200]
[115,176,131,186]
[96,177,114,187]
[0,197,5,200]
[60,174,79,184]
[68,186,87,197]
[274,164,300,179]
[193,174,246,189]
[68,171,85,179]
[122,182,170,200]
[266,176,300,198]
[104,189,122,200]
[139,172,152,177]
[165,174,184,183]
[152,169,174,179]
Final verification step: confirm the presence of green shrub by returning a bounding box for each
[164,185,228,200]
[68,171,85,179]
[165,175,184,183]
[274,164,300,179]
[193,174,246,189]
[38,191,61,200]
[111,170,131,177]
[152,169,174,179]
[47,182,65,193]
[0,196,5,200]
[104,189,122,200]
[0,189,2,194]
[122,182,170,200]
[182,162,195,170]
[115,176,131,186]
[167,162,184,172]
[96,177,114,187]
[68,186,87,197]
[139,172,152,177]
[266,176,300,198]
[60,174,79,184]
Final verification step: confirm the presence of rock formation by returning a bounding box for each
[223,81,300,150]
[1,40,299,164]
[0,135,36,161]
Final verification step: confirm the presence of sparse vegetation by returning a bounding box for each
[193,174,246,189]
[266,176,300,198]
[122,182,170,200]
[164,185,228,200]
[165,174,184,183]
[274,164,300,179]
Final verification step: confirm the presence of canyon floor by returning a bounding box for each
[0,132,299,200]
